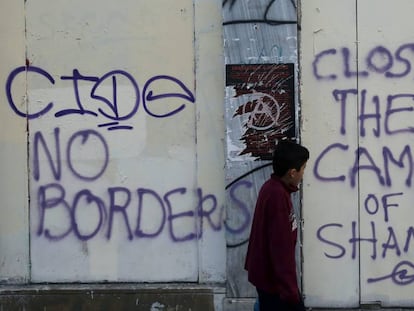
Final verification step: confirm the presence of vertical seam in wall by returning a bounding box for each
[24,0,31,282]
[192,0,200,284]
[296,0,304,296]
[355,0,361,304]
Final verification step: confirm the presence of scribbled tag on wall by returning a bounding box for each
[225,64,295,161]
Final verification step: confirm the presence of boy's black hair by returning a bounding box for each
[272,140,310,177]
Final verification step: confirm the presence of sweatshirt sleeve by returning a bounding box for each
[266,191,300,304]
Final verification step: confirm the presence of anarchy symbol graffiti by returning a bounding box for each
[244,91,281,131]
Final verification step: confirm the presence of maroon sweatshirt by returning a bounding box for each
[244,174,300,304]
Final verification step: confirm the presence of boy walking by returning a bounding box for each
[245,140,309,311]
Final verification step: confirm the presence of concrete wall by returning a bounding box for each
[301,0,414,308]
[0,0,29,284]
[222,0,299,301]
[1,0,225,290]
[0,284,219,311]
[3,0,414,310]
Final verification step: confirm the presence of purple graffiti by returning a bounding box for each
[197,188,223,233]
[107,187,133,240]
[37,183,72,241]
[224,163,273,248]
[316,191,414,284]
[316,193,414,261]
[36,183,224,243]
[313,143,413,188]
[364,192,403,222]
[316,223,346,259]
[349,147,386,187]
[33,128,109,182]
[71,189,107,241]
[143,75,193,118]
[67,130,109,181]
[6,66,195,130]
[313,48,368,80]
[349,220,378,259]
[6,66,55,118]
[164,187,197,242]
[359,89,381,138]
[385,94,414,135]
[331,89,357,135]
[313,143,348,182]
[224,180,252,235]
[312,48,338,80]
[134,188,166,239]
[32,127,229,243]
[367,260,414,285]
[313,43,414,288]
[332,88,414,137]
[312,44,414,80]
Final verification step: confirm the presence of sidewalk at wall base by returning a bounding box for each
[223,298,414,311]
[0,283,225,311]
[2,286,414,311]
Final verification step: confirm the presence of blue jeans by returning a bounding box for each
[256,289,305,311]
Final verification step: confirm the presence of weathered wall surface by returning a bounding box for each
[0,0,225,290]
[4,0,414,310]
[222,0,299,302]
[0,0,29,284]
[301,0,414,308]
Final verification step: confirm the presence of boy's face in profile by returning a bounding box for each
[289,162,307,187]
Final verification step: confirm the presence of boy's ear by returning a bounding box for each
[287,168,296,178]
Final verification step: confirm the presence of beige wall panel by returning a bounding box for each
[194,0,226,283]
[0,1,29,283]
[301,0,359,307]
[357,0,414,306]
[26,0,198,282]
[0,0,226,287]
